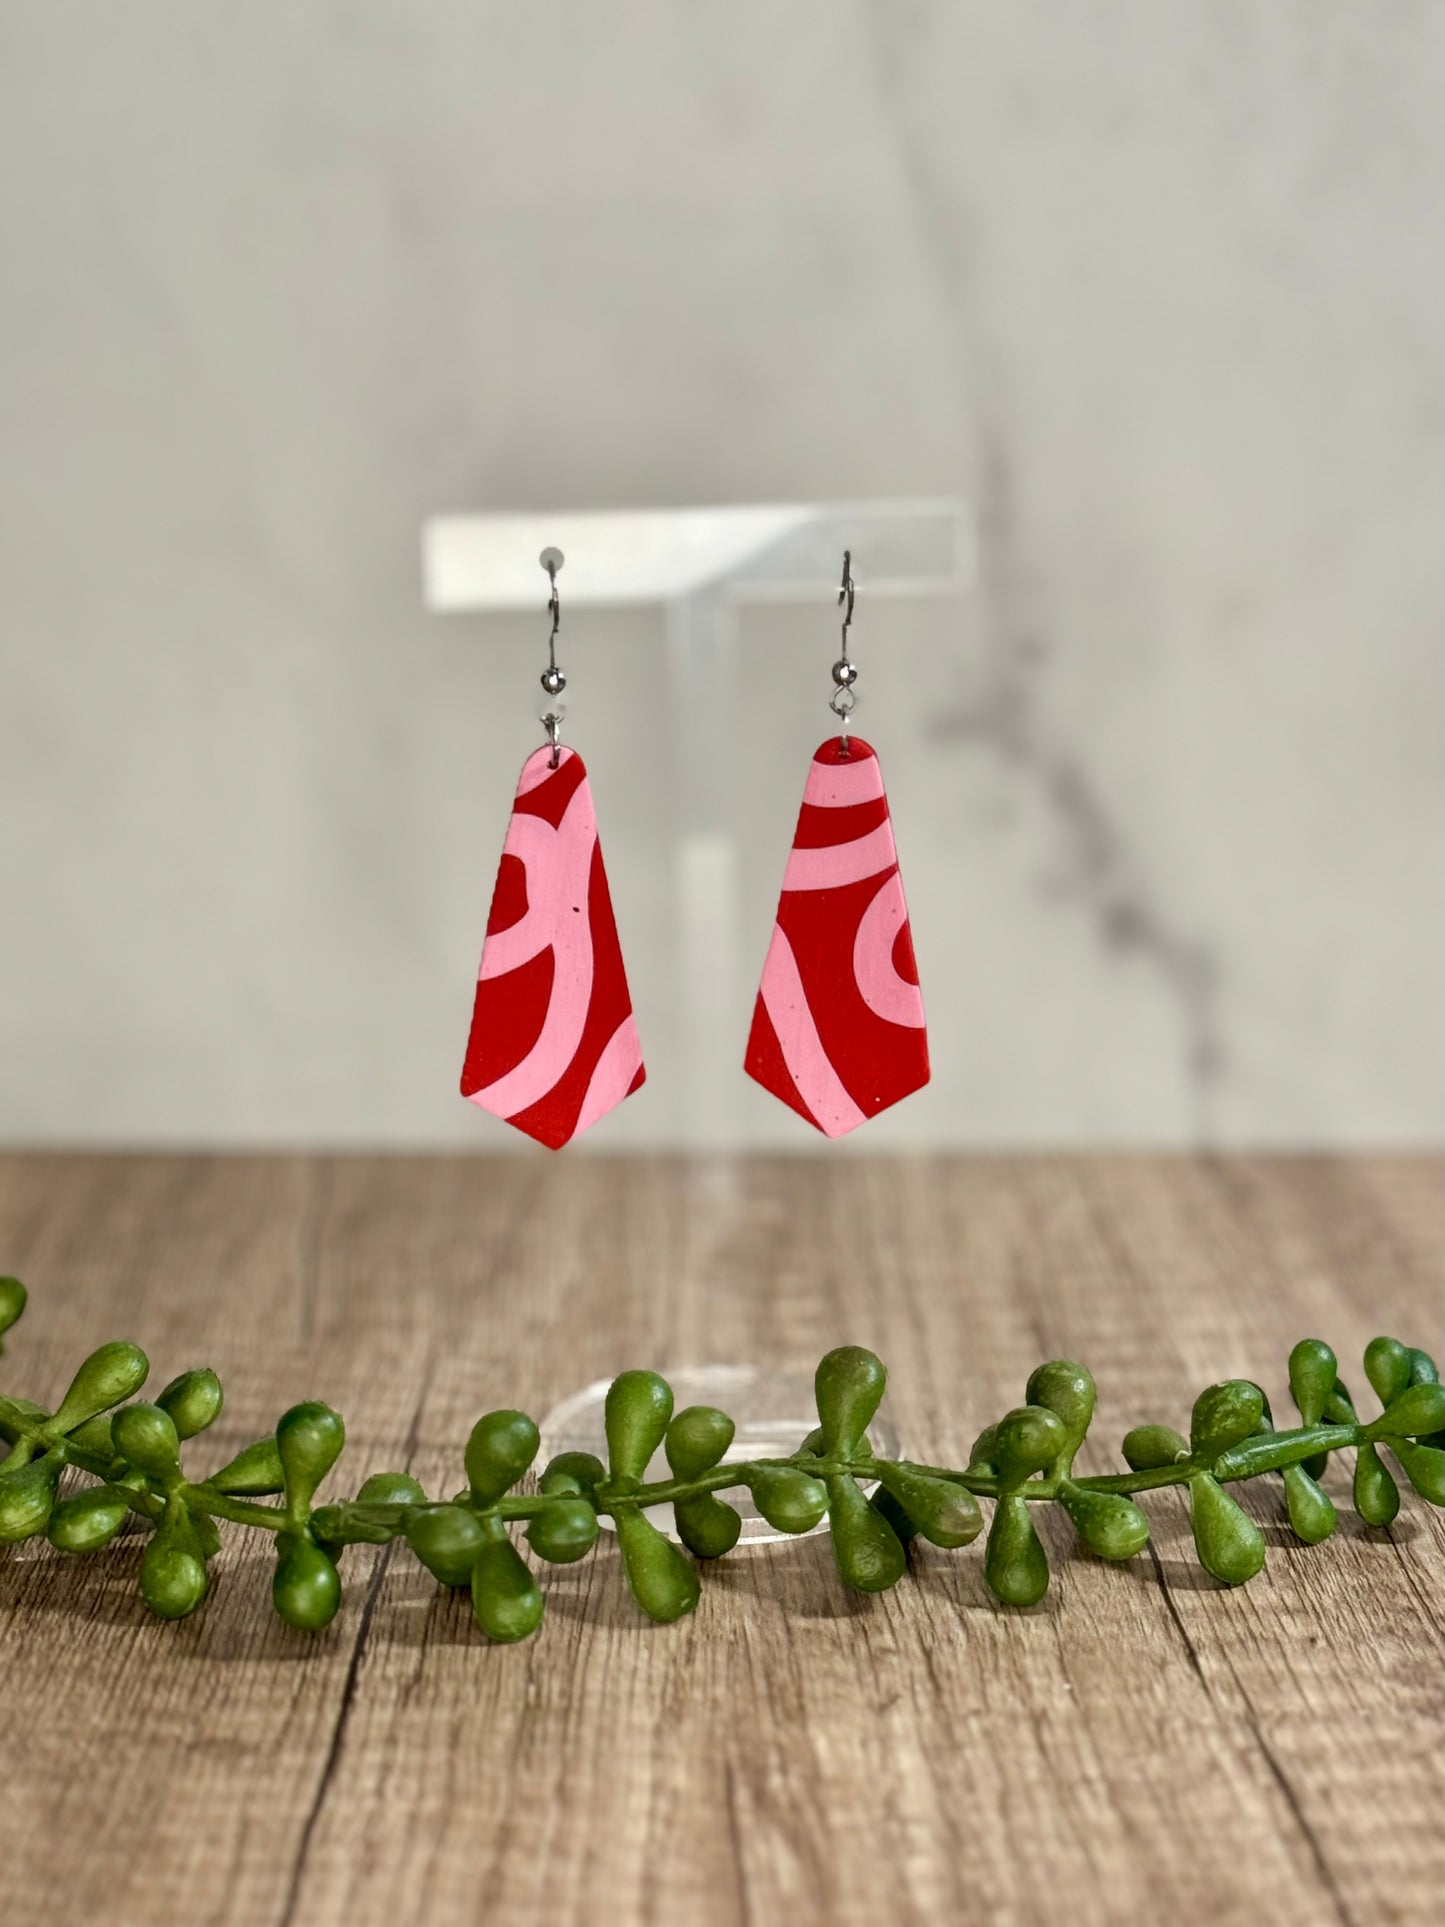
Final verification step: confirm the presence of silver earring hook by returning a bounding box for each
[538,546,566,769]
[829,549,858,758]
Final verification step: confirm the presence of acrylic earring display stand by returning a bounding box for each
[425,502,968,1537]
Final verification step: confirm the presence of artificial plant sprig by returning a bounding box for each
[2,1275,1442,1644]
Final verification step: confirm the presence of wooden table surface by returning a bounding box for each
[0,1153,1440,1927]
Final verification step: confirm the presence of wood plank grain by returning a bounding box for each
[0,1155,1439,1927]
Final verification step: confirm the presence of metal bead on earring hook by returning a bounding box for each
[538,547,567,767]
[829,549,858,756]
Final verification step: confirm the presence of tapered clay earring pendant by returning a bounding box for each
[461,551,645,1148]
[744,556,928,1136]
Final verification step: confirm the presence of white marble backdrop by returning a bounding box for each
[0,2,1439,1148]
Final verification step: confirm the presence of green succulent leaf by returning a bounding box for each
[1025,1361,1096,1456]
[405,1503,485,1587]
[0,1447,65,1543]
[1406,1353,1445,1451]
[49,1342,150,1437]
[464,1410,539,1508]
[1369,1383,1445,1442]
[604,1372,673,1486]
[868,1483,919,1548]
[673,1491,742,1559]
[525,1496,600,1565]
[664,1406,735,1480]
[814,1347,887,1463]
[1189,1474,1265,1585]
[1389,1439,1445,1506]
[825,1474,906,1593]
[1287,1340,1337,1429]
[1059,1484,1151,1560]
[272,1533,342,1630]
[66,1413,117,1458]
[111,1402,183,1486]
[1353,1442,1400,1527]
[206,1437,285,1496]
[984,1496,1051,1606]
[1323,1380,1358,1424]
[539,1451,606,1499]
[276,1403,345,1519]
[470,1521,544,1643]
[745,1464,828,1535]
[355,1471,427,1508]
[140,1499,208,1620]
[1281,1463,1337,1544]
[1190,1381,1265,1462]
[156,1369,224,1441]
[613,1506,699,1622]
[875,1464,983,1548]
[48,1483,137,1553]
[0,1277,26,1348]
[993,1406,1068,1486]
[966,1423,999,1475]
[1363,1337,1413,1410]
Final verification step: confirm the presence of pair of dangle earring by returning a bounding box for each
[461,549,928,1148]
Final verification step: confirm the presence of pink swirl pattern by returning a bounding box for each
[745,737,928,1136]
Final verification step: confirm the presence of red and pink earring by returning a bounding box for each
[460,548,645,1148]
[745,552,929,1135]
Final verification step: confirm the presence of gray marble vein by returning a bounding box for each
[933,433,1225,1136]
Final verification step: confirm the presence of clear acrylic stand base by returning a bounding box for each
[539,1364,900,1545]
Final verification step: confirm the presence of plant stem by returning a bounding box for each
[19,1416,1370,1549]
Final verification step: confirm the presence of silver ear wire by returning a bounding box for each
[829,549,858,757]
[538,547,567,767]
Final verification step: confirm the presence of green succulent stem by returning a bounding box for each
[50,1431,1389,1544]
[3,1288,1442,1637]
[50,1442,288,1532]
